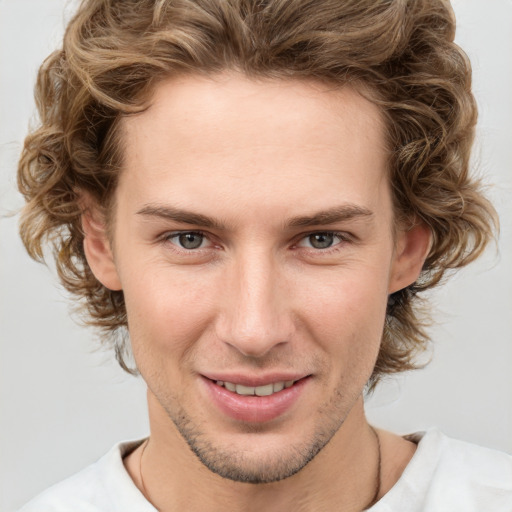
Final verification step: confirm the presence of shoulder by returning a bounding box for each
[411,429,512,486]
[373,429,512,512]
[18,439,155,512]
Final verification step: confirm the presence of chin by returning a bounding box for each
[187,438,325,484]
[172,408,343,484]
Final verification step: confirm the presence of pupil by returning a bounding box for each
[310,233,333,249]
[179,233,203,249]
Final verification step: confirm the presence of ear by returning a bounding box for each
[388,220,431,294]
[82,206,122,291]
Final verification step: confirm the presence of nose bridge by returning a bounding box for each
[217,247,291,357]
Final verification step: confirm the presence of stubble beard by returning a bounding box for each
[160,385,352,484]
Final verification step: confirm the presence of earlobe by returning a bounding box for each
[388,221,431,294]
[82,208,122,291]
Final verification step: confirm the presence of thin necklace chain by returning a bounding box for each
[365,426,382,510]
[139,438,151,504]
[139,428,382,511]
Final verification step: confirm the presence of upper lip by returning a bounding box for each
[201,373,309,387]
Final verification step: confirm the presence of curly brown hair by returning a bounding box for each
[17,0,497,387]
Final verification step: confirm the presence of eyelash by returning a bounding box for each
[295,231,351,251]
[159,230,352,255]
[161,231,213,251]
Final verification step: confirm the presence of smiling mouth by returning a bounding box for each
[204,376,310,422]
[213,379,301,397]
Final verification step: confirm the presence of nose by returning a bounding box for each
[215,250,294,358]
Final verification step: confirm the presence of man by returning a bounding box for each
[16,0,512,510]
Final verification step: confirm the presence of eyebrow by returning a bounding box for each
[287,205,374,227]
[136,203,374,230]
[136,205,225,230]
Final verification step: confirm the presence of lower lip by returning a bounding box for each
[203,377,309,423]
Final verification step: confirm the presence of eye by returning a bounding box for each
[297,232,346,250]
[166,231,209,250]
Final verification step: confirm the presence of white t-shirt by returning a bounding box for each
[19,429,512,511]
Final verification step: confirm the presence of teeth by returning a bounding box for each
[224,382,236,392]
[255,384,274,396]
[235,384,254,395]
[273,381,284,392]
[216,380,296,396]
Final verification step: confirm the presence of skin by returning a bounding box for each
[83,74,429,511]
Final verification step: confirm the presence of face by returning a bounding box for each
[86,74,426,483]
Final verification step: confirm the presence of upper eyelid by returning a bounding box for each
[161,229,208,239]
[294,230,351,241]
[300,230,349,238]
[160,229,349,238]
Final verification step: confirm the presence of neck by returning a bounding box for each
[128,394,384,512]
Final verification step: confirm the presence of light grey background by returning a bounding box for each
[1,0,511,510]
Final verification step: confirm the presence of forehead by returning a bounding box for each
[117,73,389,222]
[122,74,385,158]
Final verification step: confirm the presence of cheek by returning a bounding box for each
[298,267,389,373]
[121,264,218,365]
